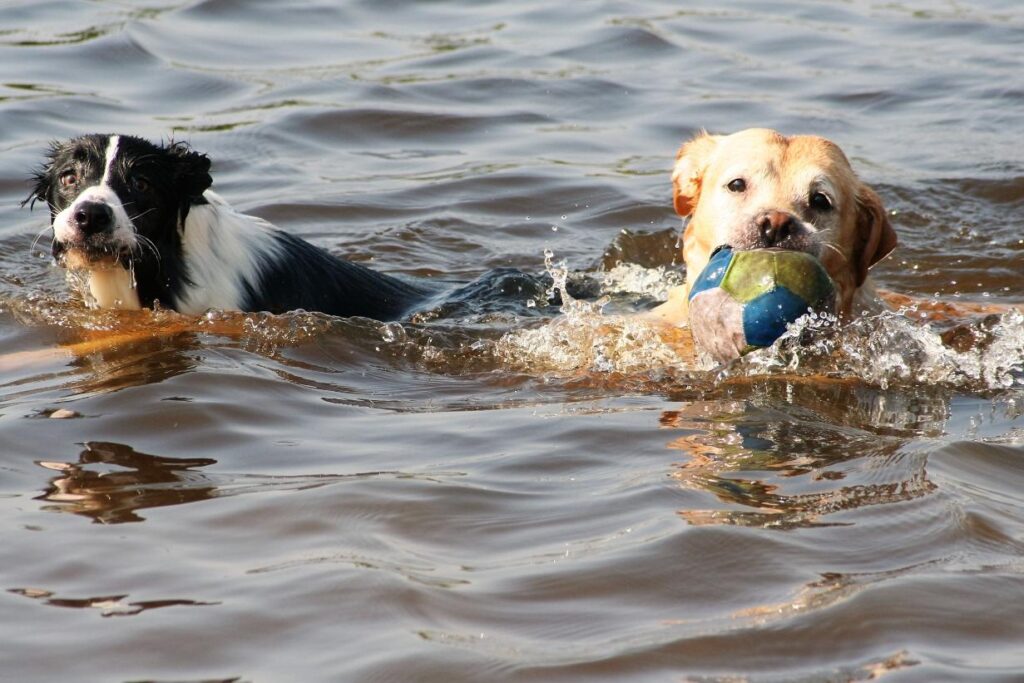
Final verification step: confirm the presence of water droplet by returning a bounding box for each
[380,322,406,343]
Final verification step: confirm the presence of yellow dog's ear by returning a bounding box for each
[672,132,720,216]
[854,184,898,286]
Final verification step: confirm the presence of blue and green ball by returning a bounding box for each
[687,246,836,363]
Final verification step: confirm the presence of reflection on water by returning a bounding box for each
[35,440,417,524]
[663,383,944,529]
[8,586,218,618]
[663,405,937,532]
[36,442,218,524]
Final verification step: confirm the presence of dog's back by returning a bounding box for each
[242,230,428,319]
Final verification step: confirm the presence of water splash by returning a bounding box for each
[598,262,683,301]
[495,251,682,375]
[735,307,1024,391]
[2,285,337,357]
[5,238,1023,394]
[495,252,1024,393]
[379,321,407,344]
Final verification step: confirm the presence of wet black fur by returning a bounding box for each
[246,231,429,319]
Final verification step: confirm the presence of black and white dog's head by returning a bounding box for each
[24,134,218,311]
[27,134,212,275]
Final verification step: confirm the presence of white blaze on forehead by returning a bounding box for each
[101,135,120,186]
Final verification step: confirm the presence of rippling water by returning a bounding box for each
[2,1,1024,681]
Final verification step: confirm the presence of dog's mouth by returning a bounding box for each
[53,240,128,270]
[726,233,823,258]
[756,243,821,255]
[726,241,823,258]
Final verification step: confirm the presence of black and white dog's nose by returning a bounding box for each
[73,201,115,235]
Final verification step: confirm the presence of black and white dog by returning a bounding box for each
[25,134,429,318]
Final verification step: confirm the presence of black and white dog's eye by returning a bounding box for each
[132,176,150,193]
[810,191,833,211]
[727,178,747,193]
[59,170,77,187]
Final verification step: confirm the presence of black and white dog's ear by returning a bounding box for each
[23,172,50,210]
[169,142,213,201]
[22,142,59,210]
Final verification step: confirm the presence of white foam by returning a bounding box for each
[738,306,1024,391]
[598,263,684,300]
[496,252,683,375]
[495,253,1024,391]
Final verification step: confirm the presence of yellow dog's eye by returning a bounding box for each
[810,192,833,211]
[727,178,746,193]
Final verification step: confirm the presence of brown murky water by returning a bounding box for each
[2,1,1024,681]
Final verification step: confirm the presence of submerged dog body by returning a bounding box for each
[649,128,898,327]
[28,134,427,318]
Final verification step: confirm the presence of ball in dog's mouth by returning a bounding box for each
[687,245,836,364]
